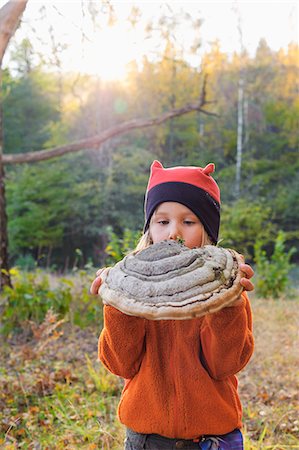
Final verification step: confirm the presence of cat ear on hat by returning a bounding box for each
[151,160,164,171]
[202,163,215,175]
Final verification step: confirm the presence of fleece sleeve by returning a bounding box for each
[98,305,146,379]
[200,291,254,380]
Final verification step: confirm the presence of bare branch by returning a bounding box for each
[3,101,218,165]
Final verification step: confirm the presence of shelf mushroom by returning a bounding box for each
[98,240,245,320]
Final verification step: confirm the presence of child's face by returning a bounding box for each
[149,202,206,249]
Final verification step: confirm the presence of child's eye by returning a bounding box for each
[158,220,169,225]
[184,220,195,225]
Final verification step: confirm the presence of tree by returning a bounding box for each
[126,7,207,164]
[3,67,61,154]
[233,6,246,199]
[0,0,28,62]
[0,1,217,288]
[3,93,215,165]
[0,0,29,289]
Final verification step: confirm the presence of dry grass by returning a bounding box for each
[0,294,298,449]
[240,295,299,449]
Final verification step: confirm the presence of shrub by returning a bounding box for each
[14,253,37,271]
[105,226,141,265]
[254,231,295,299]
[0,266,104,337]
[0,268,72,336]
[68,268,104,329]
[220,199,274,260]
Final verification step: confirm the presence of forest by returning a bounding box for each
[0,1,298,448]
[1,33,298,272]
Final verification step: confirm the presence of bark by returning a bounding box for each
[0,0,28,63]
[0,0,29,290]
[0,157,11,289]
[235,77,244,199]
[234,7,246,199]
[0,71,12,289]
[3,99,216,165]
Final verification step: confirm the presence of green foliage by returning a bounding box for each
[67,268,104,329]
[220,199,274,259]
[0,268,72,336]
[7,162,71,253]
[3,69,61,154]
[103,146,154,232]
[274,170,299,234]
[2,40,299,269]
[254,231,295,299]
[6,153,107,267]
[0,267,103,336]
[105,226,142,265]
[14,253,37,271]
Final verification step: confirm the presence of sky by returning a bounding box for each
[1,0,298,80]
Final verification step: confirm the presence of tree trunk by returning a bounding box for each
[46,245,53,270]
[0,0,28,62]
[234,7,245,200]
[0,0,29,290]
[0,70,12,289]
[167,62,177,157]
[235,77,244,198]
[0,163,11,289]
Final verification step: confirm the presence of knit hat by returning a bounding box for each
[144,160,221,244]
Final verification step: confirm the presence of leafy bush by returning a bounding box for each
[14,254,37,271]
[0,268,72,336]
[254,231,295,299]
[67,268,104,329]
[0,267,104,336]
[220,199,275,260]
[105,226,141,265]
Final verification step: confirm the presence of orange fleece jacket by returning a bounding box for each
[98,291,254,439]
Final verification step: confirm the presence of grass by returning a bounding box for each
[239,295,299,449]
[0,295,298,449]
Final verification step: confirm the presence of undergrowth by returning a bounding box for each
[0,271,298,449]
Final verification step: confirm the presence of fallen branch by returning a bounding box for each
[3,101,217,165]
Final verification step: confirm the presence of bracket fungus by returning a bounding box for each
[99,240,245,320]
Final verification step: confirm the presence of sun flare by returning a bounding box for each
[82,24,139,81]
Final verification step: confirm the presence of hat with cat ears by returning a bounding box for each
[144,160,221,244]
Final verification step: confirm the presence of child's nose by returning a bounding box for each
[168,224,181,241]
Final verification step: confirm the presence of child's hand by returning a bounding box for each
[228,263,254,307]
[239,263,254,292]
[90,268,107,295]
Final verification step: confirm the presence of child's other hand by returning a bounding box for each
[239,263,254,292]
[90,268,107,295]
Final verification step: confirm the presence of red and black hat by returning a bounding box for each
[144,160,221,244]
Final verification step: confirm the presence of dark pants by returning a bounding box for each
[124,428,244,450]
